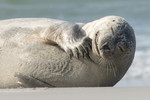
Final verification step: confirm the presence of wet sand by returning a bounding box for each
[0,87,149,100]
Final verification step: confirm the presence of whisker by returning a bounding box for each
[106,64,109,76]
[110,61,117,77]
[98,58,102,65]
[113,59,118,72]
[108,63,112,73]
[112,65,116,77]
[98,58,118,77]
[114,65,118,73]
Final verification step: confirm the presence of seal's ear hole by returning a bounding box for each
[112,20,116,22]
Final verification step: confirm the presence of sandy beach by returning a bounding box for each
[0,87,150,100]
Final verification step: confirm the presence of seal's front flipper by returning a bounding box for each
[40,22,92,59]
[14,73,54,88]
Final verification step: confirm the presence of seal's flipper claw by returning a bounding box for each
[82,37,92,55]
[67,49,73,59]
[86,54,94,62]
[87,38,92,50]
[83,48,93,62]
[78,45,85,58]
[82,44,88,55]
[74,47,79,58]
[88,42,92,50]
[87,43,92,51]
[85,47,89,55]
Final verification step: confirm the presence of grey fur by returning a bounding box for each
[0,16,136,88]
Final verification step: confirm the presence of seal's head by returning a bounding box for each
[83,16,136,78]
[91,16,136,60]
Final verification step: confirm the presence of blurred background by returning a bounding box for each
[0,0,149,87]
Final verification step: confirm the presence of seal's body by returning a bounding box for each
[0,16,136,88]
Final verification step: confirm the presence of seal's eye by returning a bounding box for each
[118,45,124,52]
[101,42,110,51]
[103,44,110,50]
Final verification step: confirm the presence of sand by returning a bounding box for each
[0,87,150,100]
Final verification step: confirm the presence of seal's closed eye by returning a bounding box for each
[100,42,110,51]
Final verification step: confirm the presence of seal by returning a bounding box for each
[0,16,136,88]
